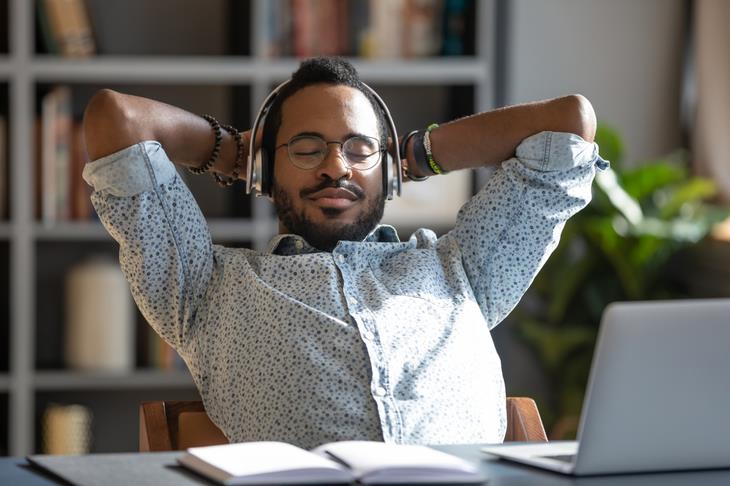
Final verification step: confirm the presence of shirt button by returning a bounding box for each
[373,386,387,397]
[363,330,375,341]
[336,254,345,264]
[294,240,304,251]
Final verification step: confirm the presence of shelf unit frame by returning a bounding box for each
[3,0,498,456]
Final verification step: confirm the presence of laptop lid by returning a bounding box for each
[573,299,730,475]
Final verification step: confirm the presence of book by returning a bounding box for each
[178,440,485,485]
[41,86,73,225]
[0,115,6,220]
[37,0,96,57]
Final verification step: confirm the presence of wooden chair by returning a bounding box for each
[139,397,547,452]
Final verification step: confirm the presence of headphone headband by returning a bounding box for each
[246,79,402,199]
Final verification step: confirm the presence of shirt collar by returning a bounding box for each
[267,224,401,255]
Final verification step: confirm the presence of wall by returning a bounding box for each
[505,0,687,165]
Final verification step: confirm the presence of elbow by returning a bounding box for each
[83,89,134,160]
[564,94,596,143]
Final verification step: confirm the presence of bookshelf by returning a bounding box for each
[3,0,499,456]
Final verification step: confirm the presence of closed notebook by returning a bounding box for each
[178,440,484,485]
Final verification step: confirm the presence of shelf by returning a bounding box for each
[33,369,194,390]
[0,223,9,239]
[0,58,9,78]
[0,374,8,391]
[30,57,489,84]
[32,219,277,242]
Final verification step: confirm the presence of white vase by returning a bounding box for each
[64,256,135,371]
[42,403,93,455]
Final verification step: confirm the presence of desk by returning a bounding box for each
[3,444,730,485]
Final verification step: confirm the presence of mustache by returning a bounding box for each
[300,178,365,199]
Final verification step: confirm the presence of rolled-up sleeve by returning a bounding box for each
[82,141,214,348]
[447,131,608,329]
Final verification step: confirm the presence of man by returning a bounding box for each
[82,57,604,449]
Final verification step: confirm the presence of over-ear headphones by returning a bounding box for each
[246,80,402,200]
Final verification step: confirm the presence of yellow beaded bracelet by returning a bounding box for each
[423,123,447,174]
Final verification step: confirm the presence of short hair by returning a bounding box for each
[261,57,387,169]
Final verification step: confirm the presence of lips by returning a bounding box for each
[308,187,358,201]
[306,187,359,210]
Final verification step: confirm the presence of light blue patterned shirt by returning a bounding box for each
[82,131,607,449]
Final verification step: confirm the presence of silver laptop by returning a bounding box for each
[482,299,730,475]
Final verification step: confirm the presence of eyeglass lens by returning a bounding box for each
[288,136,381,170]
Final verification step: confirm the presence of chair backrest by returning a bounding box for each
[139,396,547,451]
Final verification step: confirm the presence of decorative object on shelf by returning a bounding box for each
[41,403,93,455]
[37,0,96,57]
[64,255,135,372]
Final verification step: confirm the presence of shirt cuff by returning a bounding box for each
[515,131,609,172]
[81,141,178,197]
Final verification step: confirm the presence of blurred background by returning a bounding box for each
[0,0,728,456]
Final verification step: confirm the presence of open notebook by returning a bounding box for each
[178,440,485,485]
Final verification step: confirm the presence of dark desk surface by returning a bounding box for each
[4,444,730,486]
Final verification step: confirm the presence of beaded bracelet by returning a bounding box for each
[423,123,447,174]
[412,129,434,176]
[400,130,429,181]
[188,114,222,175]
[213,124,244,187]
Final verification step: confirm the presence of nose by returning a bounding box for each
[316,142,351,180]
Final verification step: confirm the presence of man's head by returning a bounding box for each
[262,57,389,252]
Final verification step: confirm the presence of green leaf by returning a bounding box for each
[516,319,596,372]
[620,162,686,201]
[659,178,717,219]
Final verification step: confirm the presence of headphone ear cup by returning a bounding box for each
[384,152,394,200]
[259,148,272,197]
[253,148,265,196]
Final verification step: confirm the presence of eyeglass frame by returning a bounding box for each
[274,133,386,171]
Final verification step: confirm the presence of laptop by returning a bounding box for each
[482,299,730,475]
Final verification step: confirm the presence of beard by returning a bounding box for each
[273,178,386,252]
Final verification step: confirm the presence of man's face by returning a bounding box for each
[272,83,386,251]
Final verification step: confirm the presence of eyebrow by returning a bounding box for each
[291,131,374,141]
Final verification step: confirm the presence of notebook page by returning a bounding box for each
[312,441,482,482]
[185,441,347,477]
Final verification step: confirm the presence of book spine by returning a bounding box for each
[70,122,91,220]
[41,89,58,225]
[55,86,72,221]
[37,0,60,55]
[0,116,6,220]
[369,0,404,58]
[403,0,442,58]
[45,0,96,57]
[441,0,467,56]
[291,0,312,57]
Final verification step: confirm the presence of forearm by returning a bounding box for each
[82,89,243,178]
[405,94,596,175]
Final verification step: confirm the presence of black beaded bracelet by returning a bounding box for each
[188,114,222,175]
[412,129,436,176]
[400,130,429,181]
[213,124,244,187]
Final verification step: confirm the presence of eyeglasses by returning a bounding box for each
[275,135,383,171]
